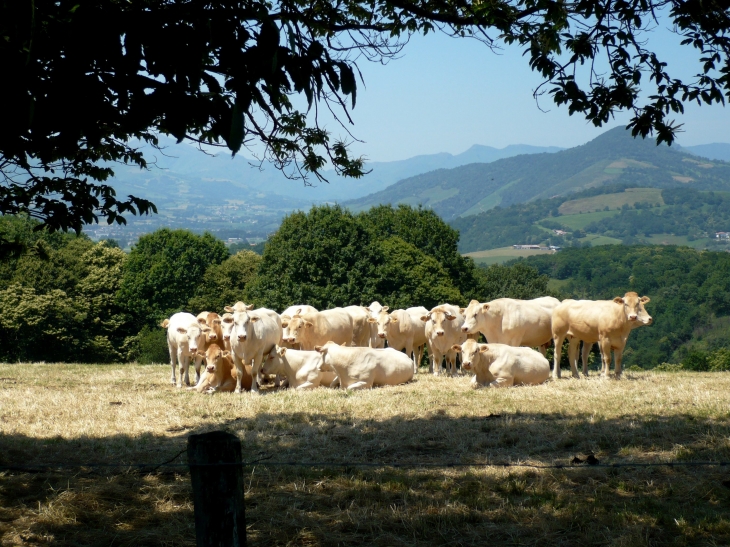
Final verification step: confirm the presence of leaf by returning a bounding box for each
[228,101,244,155]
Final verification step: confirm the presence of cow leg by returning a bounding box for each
[193,354,204,384]
[552,334,565,379]
[489,376,514,388]
[232,353,244,393]
[581,342,592,376]
[598,338,612,378]
[538,344,548,357]
[405,340,417,375]
[613,347,624,379]
[176,348,187,388]
[346,381,370,390]
[296,381,317,390]
[250,351,264,393]
[431,349,443,376]
[169,343,178,386]
[415,345,424,373]
[567,338,580,378]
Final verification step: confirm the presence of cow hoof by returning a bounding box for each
[234,388,242,394]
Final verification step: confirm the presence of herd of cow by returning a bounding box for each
[160,291,652,394]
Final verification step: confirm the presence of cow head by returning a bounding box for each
[613,292,652,325]
[367,301,384,319]
[226,309,261,343]
[368,309,397,339]
[452,339,489,371]
[196,311,210,326]
[224,302,254,313]
[314,342,338,371]
[176,322,205,353]
[221,313,234,342]
[422,306,458,337]
[261,346,287,376]
[461,299,492,333]
[204,344,230,374]
[286,314,313,344]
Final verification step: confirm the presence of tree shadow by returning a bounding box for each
[2,406,729,546]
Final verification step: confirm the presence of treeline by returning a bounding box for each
[523,245,730,369]
[0,206,551,364]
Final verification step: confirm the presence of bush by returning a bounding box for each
[126,326,170,365]
[653,362,684,372]
[707,348,730,372]
[681,351,709,371]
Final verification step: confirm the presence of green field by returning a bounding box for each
[547,209,620,230]
[464,247,556,265]
[578,234,623,246]
[558,188,664,215]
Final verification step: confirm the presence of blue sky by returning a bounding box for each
[315,20,730,162]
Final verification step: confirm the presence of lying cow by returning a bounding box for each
[161,312,207,388]
[461,297,560,354]
[452,340,550,388]
[261,346,338,389]
[370,306,428,373]
[421,304,467,376]
[192,343,252,393]
[314,342,414,390]
[552,292,652,379]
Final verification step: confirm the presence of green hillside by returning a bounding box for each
[345,127,730,220]
[453,185,730,253]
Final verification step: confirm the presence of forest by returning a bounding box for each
[2,205,730,371]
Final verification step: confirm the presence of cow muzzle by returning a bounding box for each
[206,365,215,373]
[209,334,217,340]
[628,314,637,321]
[436,331,444,337]
[461,326,469,333]
[223,335,230,341]
[462,362,472,370]
[378,333,386,339]
[237,335,247,341]
[286,337,296,344]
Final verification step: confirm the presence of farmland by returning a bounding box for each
[1,363,729,546]
[463,246,556,265]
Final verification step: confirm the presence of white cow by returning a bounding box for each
[370,306,428,373]
[261,346,338,389]
[365,301,386,348]
[552,292,652,379]
[452,340,550,387]
[223,302,282,393]
[315,342,414,390]
[161,312,207,388]
[285,308,355,350]
[343,305,373,347]
[280,305,318,348]
[461,297,559,354]
[421,304,467,376]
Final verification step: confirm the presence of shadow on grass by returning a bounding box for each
[2,407,730,546]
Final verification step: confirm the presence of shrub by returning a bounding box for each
[653,362,684,372]
[707,348,730,372]
[681,351,709,371]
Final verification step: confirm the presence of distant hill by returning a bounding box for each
[453,185,730,256]
[345,127,730,220]
[684,143,730,163]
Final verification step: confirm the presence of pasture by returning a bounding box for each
[1,363,730,546]
[463,247,556,265]
[557,188,665,215]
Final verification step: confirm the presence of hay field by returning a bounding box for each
[1,363,730,546]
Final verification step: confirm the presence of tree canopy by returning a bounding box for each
[1,0,729,237]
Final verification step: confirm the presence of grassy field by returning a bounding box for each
[558,188,664,215]
[464,247,556,265]
[1,364,730,546]
[551,209,621,230]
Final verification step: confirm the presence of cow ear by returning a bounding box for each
[314,346,324,353]
[304,321,313,328]
[382,306,389,312]
[246,304,254,311]
[391,317,398,323]
[613,297,624,304]
[451,344,461,352]
[277,347,287,356]
[479,344,489,353]
[177,327,188,334]
[420,315,428,322]
[281,321,289,328]
[161,319,170,328]
[202,327,211,332]
[459,308,465,314]
[482,304,490,311]
[222,315,233,323]
[640,296,651,304]
[445,313,456,321]
[295,308,302,315]
[197,317,207,325]
[367,317,377,323]
[222,351,230,358]
[250,315,260,322]
[224,306,234,313]
[341,342,348,346]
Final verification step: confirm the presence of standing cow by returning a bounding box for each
[365,301,386,348]
[370,306,428,373]
[161,312,207,388]
[461,297,560,354]
[421,304,467,376]
[285,308,355,350]
[223,302,282,393]
[280,305,318,349]
[552,292,652,379]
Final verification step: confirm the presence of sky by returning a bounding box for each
[303,16,730,163]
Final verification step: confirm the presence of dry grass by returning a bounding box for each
[1,364,730,546]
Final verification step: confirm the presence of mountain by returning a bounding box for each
[684,143,730,163]
[344,127,730,220]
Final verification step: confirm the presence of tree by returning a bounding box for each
[2,1,728,237]
[188,250,262,313]
[117,228,229,326]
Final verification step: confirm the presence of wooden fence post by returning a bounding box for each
[187,431,247,547]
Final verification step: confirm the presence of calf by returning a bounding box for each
[552,292,652,379]
[261,346,338,389]
[224,302,282,393]
[452,340,550,388]
[192,343,252,393]
[315,342,414,390]
[370,307,428,373]
[161,312,207,388]
[421,304,467,376]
